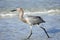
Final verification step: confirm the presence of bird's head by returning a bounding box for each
[11,8,23,12]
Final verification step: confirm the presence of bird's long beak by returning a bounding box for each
[11,9,16,12]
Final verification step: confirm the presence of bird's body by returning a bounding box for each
[11,8,50,39]
[17,8,45,25]
[23,16,45,25]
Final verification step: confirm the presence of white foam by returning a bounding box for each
[47,9,60,13]
[0,9,60,18]
[24,9,60,15]
[0,13,16,18]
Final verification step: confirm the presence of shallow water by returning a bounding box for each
[0,12,60,40]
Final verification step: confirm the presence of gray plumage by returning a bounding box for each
[26,15,45,25]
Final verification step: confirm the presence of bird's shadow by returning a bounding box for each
[47,28,60,34]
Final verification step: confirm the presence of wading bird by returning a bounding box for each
[11,8,50,39]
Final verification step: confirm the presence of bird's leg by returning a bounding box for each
[40,27,50,38]
[37,25,50,38]
[27,26,32,39]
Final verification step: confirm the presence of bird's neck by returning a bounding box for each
[18,10,24,19]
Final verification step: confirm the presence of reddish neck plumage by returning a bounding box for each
[18,8,24,19]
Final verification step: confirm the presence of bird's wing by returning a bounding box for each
[25,15,45,25]
[27,15,44,20]
[27,15,40,18]
[28,16,44,23]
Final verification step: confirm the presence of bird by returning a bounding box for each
[11,8,50,39]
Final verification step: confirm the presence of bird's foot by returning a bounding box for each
[47,36,52,38]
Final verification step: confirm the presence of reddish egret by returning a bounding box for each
[11,8,50,39]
